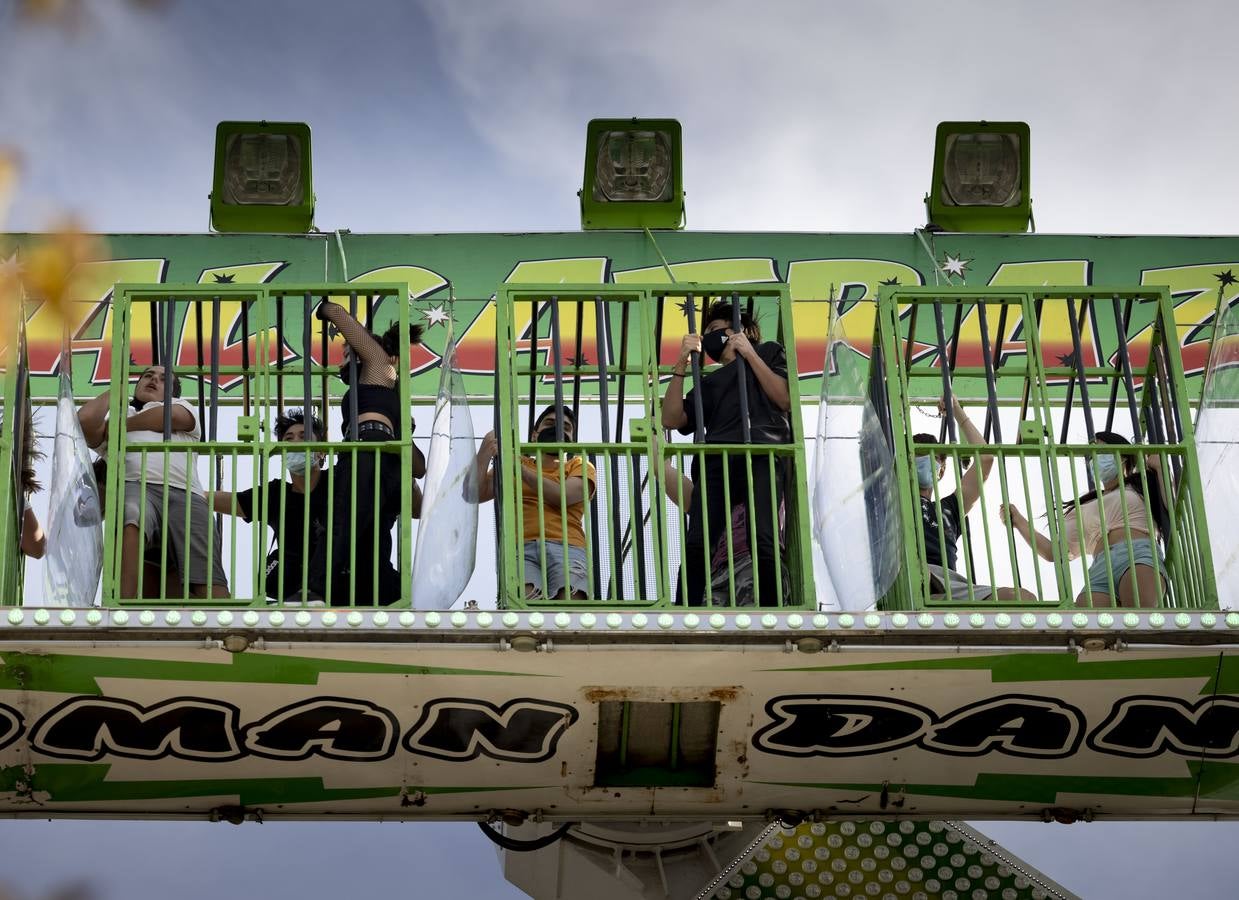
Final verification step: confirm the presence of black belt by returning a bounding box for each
[356,420,395,438]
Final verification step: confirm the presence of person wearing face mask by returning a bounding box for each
[308,301,426,605]
[1001,431,1169,608]
[474,405,597,600]
[211,410,339,604]
[915,397,1034,602]
[661,301,792,606]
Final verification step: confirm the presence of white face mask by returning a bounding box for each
[285,451,322,476]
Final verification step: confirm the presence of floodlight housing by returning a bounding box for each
[927,121,1030,233]
[580,118,684,230]
[210,121,314,233]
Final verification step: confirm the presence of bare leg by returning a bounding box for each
[188,583,230,600]
[1119,564,1163,609]
[1075,587,1115,608]
[993,586,1038,601]
[120,525,141,599]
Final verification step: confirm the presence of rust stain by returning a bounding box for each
[582,686,741,703]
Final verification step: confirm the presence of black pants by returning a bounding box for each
[681,453,787,607]
[309,432,402,606]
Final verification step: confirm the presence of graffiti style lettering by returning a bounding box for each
[31,697,243,762]
[456,258,609,374]
[786,259,926,378]
[1139,263,1239,377]
[615,258,781,367]
[243,698,398,761]
[1087,696,1239,759]
[921,696,1085,759]
[753,696,934,757]
[402,698,578,763]
[22,259,168,381]
[983,261,1095,380]
[0,702,21,751]
[325,266,448,377]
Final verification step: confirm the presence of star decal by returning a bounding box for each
[879,277,900,286]
[677,296,701,319]
[940,253,971,278]
[1215,269,1237,288]
[212,272,236,283]
[568,353,590,367]
[0,252,22,282]
[418,303,452,330]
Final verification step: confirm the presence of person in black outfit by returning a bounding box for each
[211,410,332,603]
[915,396,1033,601]
[308,301,425,606]
[661,301,792,606]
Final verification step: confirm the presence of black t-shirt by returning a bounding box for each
[922,491,962,571]
[236,476,331,600]
[679,342,792,445]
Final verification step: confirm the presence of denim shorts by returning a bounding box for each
[523,541,590,599]
[1087,537,1163,596]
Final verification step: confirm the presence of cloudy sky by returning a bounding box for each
[3,1,1239,898]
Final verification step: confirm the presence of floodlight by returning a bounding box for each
[210,121,314,233]
[926,121,1030,233]
[580,118,683,230]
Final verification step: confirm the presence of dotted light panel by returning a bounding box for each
[711,820,1070,900]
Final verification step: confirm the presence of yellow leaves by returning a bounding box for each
[0,150,17,226]
[1,222,109,340]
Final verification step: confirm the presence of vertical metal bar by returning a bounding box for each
[938,302,964,443]
[594,297,621,600]
[194,298,206,417]
[984,303,1010,441]
[1066,296,1097,440]
[549,297,565,440]
[685,294,705,444]
[209,297,221,441]
[527,299,541,438]
[731,293,751,443]
[320,299,330,436]
[976,301,1002,443]
[615,301,630,443]
[276,294,286,415]
[1111,296,1144,441]
[151,300,161,366]
[347,291,360,439]
[240,296,252,415]
[902,303,920,372]
[931,301,957,443]
[1017,298,1044,426]
[161,297,175,439]
[302,293,313,434]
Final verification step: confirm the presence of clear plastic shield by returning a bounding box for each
[412,343,479,609]
[42,372,102,607]
[1195,299,1239,610]
[812,306,902,611]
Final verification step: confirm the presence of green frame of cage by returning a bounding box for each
[104,283,409,607]
[876,284,1217,611]
[493,282,814,610]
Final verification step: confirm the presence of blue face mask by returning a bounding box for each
[915,456,936,488]
[1092,453,1121,486]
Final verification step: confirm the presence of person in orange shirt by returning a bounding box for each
[476,405,597,600]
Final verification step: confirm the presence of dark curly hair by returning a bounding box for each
[274,408,325,441]
[378,322,424,357]
[703,300,760,341]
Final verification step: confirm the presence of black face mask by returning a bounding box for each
[701,330,729,363]
[535,426,569,443]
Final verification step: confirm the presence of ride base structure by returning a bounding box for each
[1,228,1237,900]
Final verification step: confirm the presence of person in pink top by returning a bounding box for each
[1001,432,1169,608]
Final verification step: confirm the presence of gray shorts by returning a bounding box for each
[123,481,229,591]
[927,564,994,601]
[523,541,589,599]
